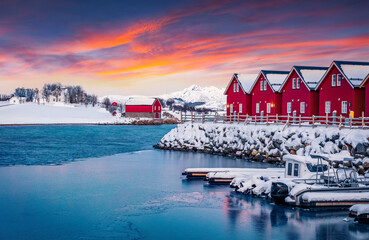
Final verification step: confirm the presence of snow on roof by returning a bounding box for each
[237,73,258,93]
[125,97,156,106]
[350,204,369,215]
[296,66,328,90]
[262,70,289,92]
[335,61,369,87]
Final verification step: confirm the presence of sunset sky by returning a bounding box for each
[0,0,369,96]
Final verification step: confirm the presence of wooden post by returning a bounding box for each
[180,111,183,124]
[339,115,342,130]
[214,112,217,123]
[276,114,278,125]
[362,111,365,129]
[350,115,353,129]
[299,115,301,127]
[312,115,315,129]
[245,114,248,125]
[255,115,257,125]
[191,112,194,123]
[266,114,269,126]
[237,112,240,124]
[223,114,225,124]
[326,113,328,128]
[184,112,187,123]
[202,112,205,124]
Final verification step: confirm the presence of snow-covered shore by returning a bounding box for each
[155,123,369,173]
[0,102,177,125]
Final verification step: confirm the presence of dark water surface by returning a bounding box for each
[0,126,368,240]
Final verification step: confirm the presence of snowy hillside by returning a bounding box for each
[100,85,226,111]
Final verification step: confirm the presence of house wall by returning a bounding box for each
[281,70,318,117]
[225,76,252,117]
[354,88,365,117]
[125,105,153,113]
[153,99,162,118]
[251,74,281,116]
[364,81,369,117]
[318,65,356,117]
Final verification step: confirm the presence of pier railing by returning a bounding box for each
[179,112,369,130]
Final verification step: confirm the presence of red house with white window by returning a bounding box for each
[316,61,369,118]
[249,70,289,116]
[360,74,369,117]
[280,66,328,117]
[125,97,162,118]
[224,73,257,118]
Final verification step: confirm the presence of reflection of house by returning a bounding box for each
[9,96,26,104]
[125,97,162,119]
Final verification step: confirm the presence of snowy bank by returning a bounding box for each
[155,123,369,173]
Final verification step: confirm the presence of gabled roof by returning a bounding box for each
[316,60,369,89]
[361,74,369,88]
[279,66,328,91]
[126,97,158,106]
[224,73,257,95]
[250,70,289,93]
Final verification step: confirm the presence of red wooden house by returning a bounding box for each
[360,74,369,117]
[315,61,369,118]
[224,73,256,118]
[280,66,328,117]
[125,97,162,118]
[249,70,289,116]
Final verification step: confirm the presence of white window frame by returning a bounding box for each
[332,74,336,87]
[267,103,271,114]
[256,103,260,114]
[296,78,300,89]
[233,83,236,93]
[337,74,341,87]
[300,102,305,114]
[230,104,233,113]
[287,102,292,114]
[239,103,243,113]
[154,106,156,110]
[292,78,296,89]
[325,101,331,114]
[264,81,267,91]
[158,106,160,111]
[260,81,263,91]
[341,101,347,114]
[236,83,239,92]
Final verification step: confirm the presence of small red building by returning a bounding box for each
[360,74,369,117]
[250,70,289,116]
[125,97,162,118]
[280,66,327,117]
[111,102,118,106]
[316,61,369,118]
[224,73,256,118]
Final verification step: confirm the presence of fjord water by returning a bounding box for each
[0,126,367,240]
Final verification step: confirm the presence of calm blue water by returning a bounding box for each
[0,126,368,240]
[0,125,175,166]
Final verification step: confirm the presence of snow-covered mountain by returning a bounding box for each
[159,85,226,110]
[100,85,226,111]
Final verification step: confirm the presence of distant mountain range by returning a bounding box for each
[100,85,226,111]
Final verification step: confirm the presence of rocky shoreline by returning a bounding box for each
[154,123,369,174]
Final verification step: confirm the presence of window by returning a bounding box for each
[325,101,331,114]
[239,103,243,113]
[154,106,156,110]
[332,74,336,87]
[287,102,292,114]
[233,83,236,93]
[337,74,341,86]
[294,163,299,177]
[287,163,292,176]
[264,81,267,91]
[260,81,263,91]
[230,104,233,113]
[267,103,271,114]
[236,83,239,92]
[256,103,260,113]
[158,106,160,111]
[341,101,347,114]
[296,78,300,89]
[292,78,296,89]
[300,102,305,114]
